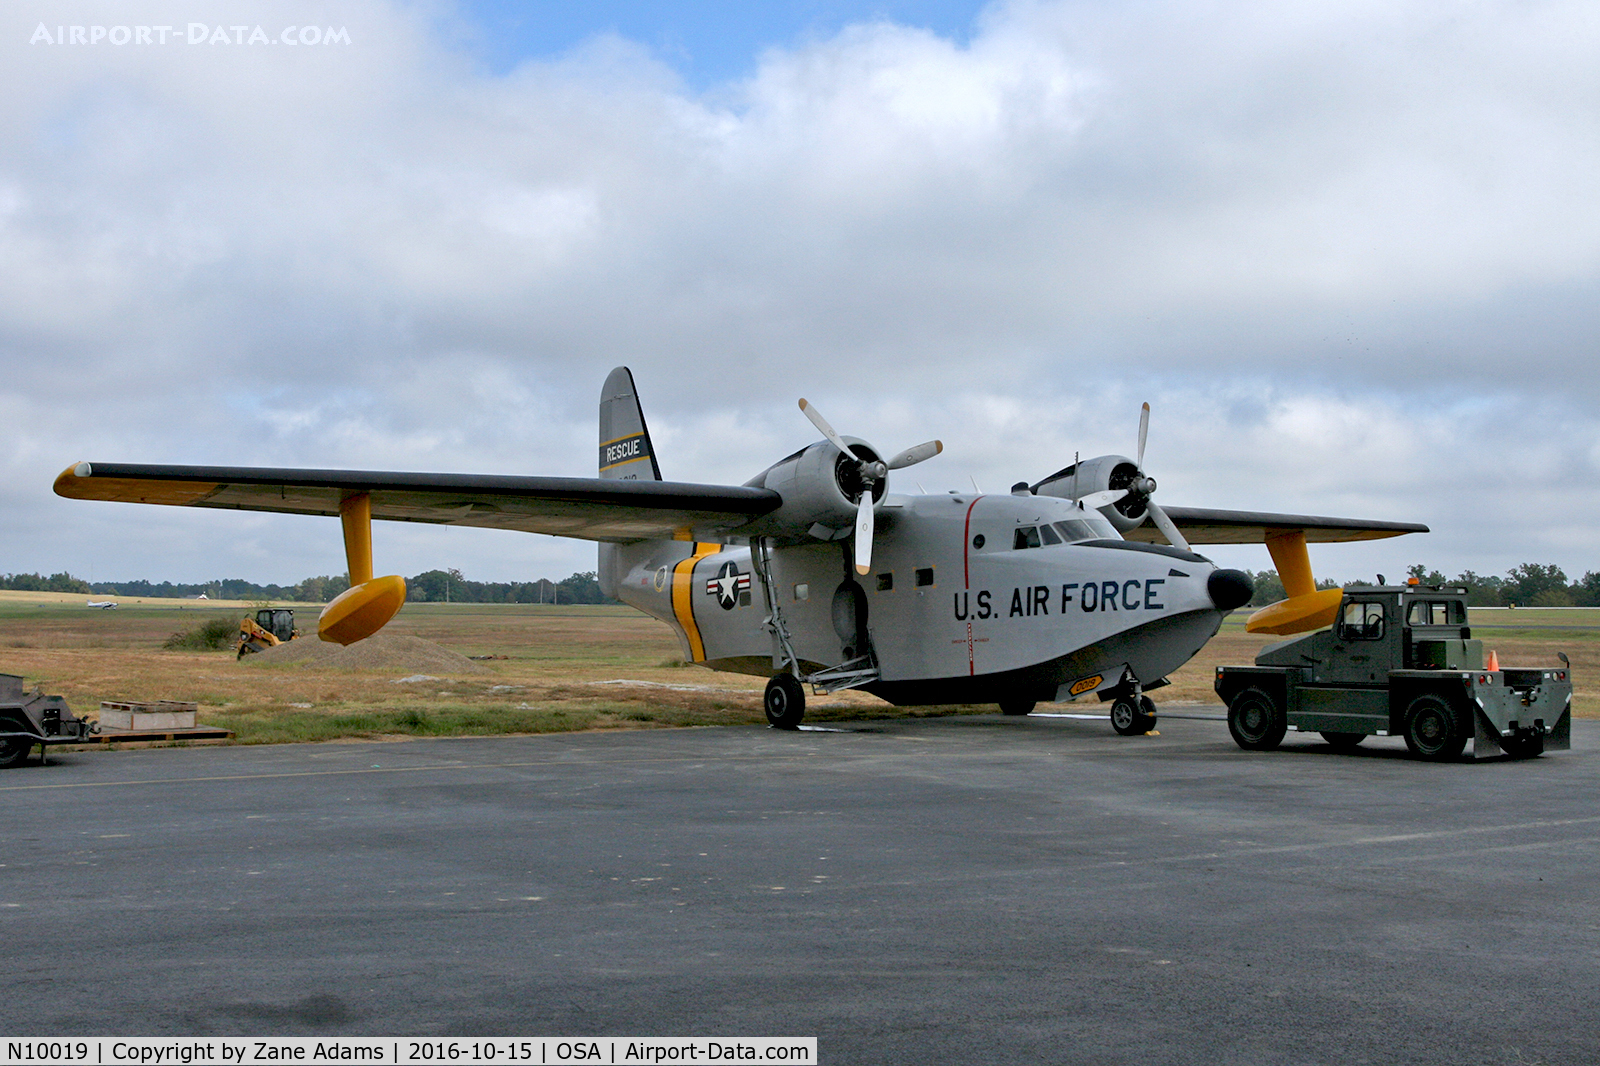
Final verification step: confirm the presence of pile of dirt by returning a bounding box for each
[240,634,491,675]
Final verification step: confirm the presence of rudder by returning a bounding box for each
[598,367,662,481]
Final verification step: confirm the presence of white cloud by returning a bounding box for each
[2,0,1598,585]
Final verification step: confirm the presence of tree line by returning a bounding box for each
[1235,562,1600,608]
[404,569,611,604]
[1,570,615,604]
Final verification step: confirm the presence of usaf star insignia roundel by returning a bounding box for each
[705,561,751,610]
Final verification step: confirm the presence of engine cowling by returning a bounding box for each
[1033,453,1149,533]
[742,437,887,540]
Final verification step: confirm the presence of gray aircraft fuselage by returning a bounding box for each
[605,489,1232,707]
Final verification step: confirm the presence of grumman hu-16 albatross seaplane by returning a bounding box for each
[56,368,1426,732]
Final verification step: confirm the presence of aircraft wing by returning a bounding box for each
[54,462,782,543]
[1124,506,1428,545]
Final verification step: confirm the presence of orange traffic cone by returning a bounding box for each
[1486,649,1500,672]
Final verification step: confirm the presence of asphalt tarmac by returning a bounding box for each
[4,713,1598,1064]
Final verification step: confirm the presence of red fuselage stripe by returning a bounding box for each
[962,496,983,589]
[961,496,984,676]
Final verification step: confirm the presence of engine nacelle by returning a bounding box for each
[742,437,886,540]
[1033,453,1149,533]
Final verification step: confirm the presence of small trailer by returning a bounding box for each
[0,673,95,768]
[1215,583,1571,760]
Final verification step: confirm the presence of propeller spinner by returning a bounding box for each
[798,399,942,575]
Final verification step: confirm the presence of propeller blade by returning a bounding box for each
[887,440,943,470]
[1075,488,1128,512]
[1138,402,1150,467]
[1147,500,1192,552]
[854,492,874,575]
[798,399,855,459]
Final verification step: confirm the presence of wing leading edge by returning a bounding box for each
[1123,505,1427,545]
[54,462,782,543]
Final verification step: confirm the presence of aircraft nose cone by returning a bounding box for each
[1208,568,1254,611]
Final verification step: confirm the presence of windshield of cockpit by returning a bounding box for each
[1013,517,1120,548]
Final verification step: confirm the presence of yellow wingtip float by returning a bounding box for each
[1246,529,1340,636]
[317,492,406,645]
[319,573,407,645]
[1246,586,1343,635]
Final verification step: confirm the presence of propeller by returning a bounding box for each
[798,398,942,575]
[1123,401,1191,552]
[1075,488,1128,512]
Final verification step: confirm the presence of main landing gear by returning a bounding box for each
[764,673,806,730]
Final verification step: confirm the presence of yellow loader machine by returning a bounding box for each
[237,608,299,658]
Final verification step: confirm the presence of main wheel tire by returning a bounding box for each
[1228,686,1286,751]
[1402,693,1467,761]
[763,674,806,730]
[0,736,35,769]
[1320,731,1367,750]
[1110,697,1156,736]
[999,698,1035,717]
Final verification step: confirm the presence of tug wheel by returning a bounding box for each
[1402,693,1467,761]
[1227,686,1286,751]
[0,736,34,769]
[998,698,1035,717]
[1111,696,1156,736]
[763,674,806,730]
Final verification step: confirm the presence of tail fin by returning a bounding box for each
[598,367,662,481]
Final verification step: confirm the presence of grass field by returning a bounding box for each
[2,592,1593,747]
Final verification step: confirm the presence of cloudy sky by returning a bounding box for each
[3,0,1597,589]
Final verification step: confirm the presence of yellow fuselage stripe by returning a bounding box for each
[671,542,721,662]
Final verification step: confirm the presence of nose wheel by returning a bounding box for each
[1110,694,1158,736]
[764,673,806,730]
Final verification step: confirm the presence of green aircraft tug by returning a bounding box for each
[1216,582,1571,760]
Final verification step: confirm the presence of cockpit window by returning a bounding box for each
[1016,517,1120,549]
[1054,518,1117,542]
[1407,600,1465,626]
